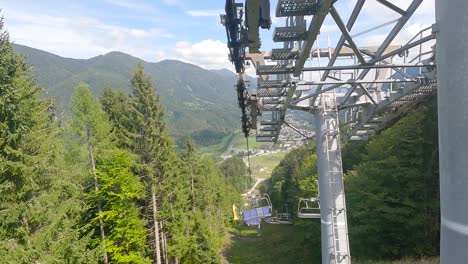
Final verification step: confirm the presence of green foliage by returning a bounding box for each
[177,143,239,264]
[128,63,166,177]
[231,134,268,150]
[0,19,96,263]
[200,133,236,160]
[2,17,243,263]
[341,141,367,173]
[269,144,318,214]
[346,98,440,260]
[71,83,112,143]
[124,65,240,264]
[261,99,440,262]
[219,157,250,192]
[92,149,150,264]
[100,88,133,149]
[226,224,321,264]
[190,129,226,147]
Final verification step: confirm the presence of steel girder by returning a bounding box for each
[240,0,436,144]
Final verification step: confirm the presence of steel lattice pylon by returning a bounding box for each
[222,0,440,263]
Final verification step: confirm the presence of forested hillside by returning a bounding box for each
[12,44,243,140]
[268,97,440,262]
[0,20,246,263]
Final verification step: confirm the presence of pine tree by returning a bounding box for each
[69,83,112,264]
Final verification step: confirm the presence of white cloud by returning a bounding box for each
[161,0,183,7]
[186,9,223,17]
[360,0,435,24]
[172,39,233,70]
[3,8,169,60]
[104,0,157,12]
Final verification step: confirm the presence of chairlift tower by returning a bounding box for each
[435,1,468,263]
[223,0,439,263]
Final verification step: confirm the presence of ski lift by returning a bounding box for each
[265,212,293,225]
[297,198,321,219]
[241,194,272,226]
[265,203,292,224]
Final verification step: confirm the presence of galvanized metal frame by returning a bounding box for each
[225,1,439,263]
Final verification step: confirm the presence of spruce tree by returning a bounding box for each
[128,64,167,264]
[100,88,132,149]
[0,18,93,263]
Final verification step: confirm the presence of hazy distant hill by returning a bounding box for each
[13,44,243,139]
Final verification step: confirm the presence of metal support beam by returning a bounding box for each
[376,0,407,16]
[302,63,434,72]
[293,0,335,77]
[341,0,423,105]
[311,0,366,105]
[275,83,297,141]
[315,93,351,264]
[356,47,414,79]
[351,18,399,38]
[436,1,468,263]
[315,108,334,264]
[298,78,417,86]
[368,33,436,65]
[358,83,378,105]
[330,6,366,64]
[292,84,341,105]
[284,121,314,140]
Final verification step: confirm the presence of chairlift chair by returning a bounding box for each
[265,212,293,225]
[297,198,321,219]
[241,194,273,226]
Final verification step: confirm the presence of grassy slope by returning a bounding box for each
[226,220,439,264]
[201,133,237,159]
[225,150,313,263]
[231,134,267,150]
[249,152,286,179]
[355,258,439,264]
[225,224,321,264]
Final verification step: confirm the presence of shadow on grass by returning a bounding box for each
[225,222,440,264]
[225,221,321,264]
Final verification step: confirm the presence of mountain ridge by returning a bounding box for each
[13,44,242,139]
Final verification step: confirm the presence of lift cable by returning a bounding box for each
[246,135,252,185]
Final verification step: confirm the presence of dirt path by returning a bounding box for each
[242,178,266,196]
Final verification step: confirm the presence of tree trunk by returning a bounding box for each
[161,223,169,264]
[190,163,195,212]
[90,145,109,264]
[152,189,162,264]
[21,214,30,247]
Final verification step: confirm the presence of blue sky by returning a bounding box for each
[0,0,435,72]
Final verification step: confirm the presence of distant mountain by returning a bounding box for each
[13,44,243,138]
